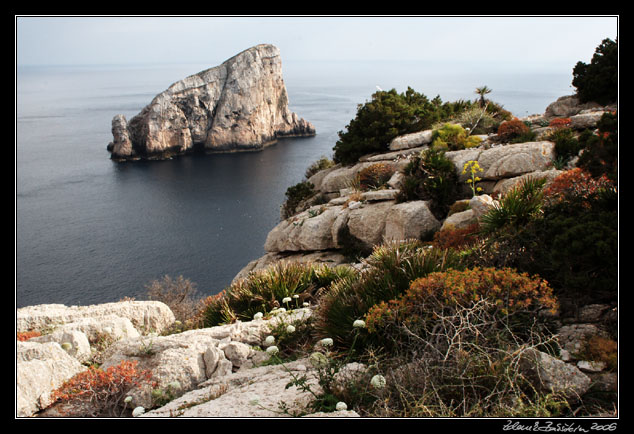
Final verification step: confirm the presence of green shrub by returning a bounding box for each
[431,123,482,151]
[281,181,315,220]
[332,88,475,165]
[313,240,466,350]
[577,111,618,183]
[396,148,460,219]
[305,156,335,179]
[572,38,618,105]
[199,262,355,327]
[479,176,547,234]
[548,127,581,163]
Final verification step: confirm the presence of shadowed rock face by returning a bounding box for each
[107,44,315,161]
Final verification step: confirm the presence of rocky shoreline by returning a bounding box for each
[17,94,617,418]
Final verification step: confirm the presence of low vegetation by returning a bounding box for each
[46,38,617,419]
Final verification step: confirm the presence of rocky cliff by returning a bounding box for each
[107,44,315,161]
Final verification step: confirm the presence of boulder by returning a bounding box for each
[492,169,562,195]
[440,209,477,231]
[519,348,592,401]
[17,341,87,417]
[469,194,499,220]
[31,329,92,363]
[107,44,314,160]
[384,201,441,241]
[388,129,433,151]
[544,95,603,119]
[264,206,344,252]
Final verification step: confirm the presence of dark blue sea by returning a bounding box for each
[16,59,573,307]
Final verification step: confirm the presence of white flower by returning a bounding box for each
[61,342,73,351]
[292,294,299,299]
[353,320,366,329]
[319,338,333,347]
[282,297,292,304]
[309,352,329,369]
[277,307,286,313]
[286,325,296,333]
[336,402,348,411]
[302,302,310,307]
[263,335,275,346]
[132,406,145,417]
[124,396,133,404]
[370,374,386,389]
[266,345,279,355]
[253,312,264,320]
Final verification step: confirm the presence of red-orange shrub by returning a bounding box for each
[496,118,530,142]
[366,267,558,333]
[432,223,481,250]
[543,168,614,204]
[17,331,41,341]
[548,117,572,129]
[51,360,154,417]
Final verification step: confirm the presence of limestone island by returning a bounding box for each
[107,44,316,161]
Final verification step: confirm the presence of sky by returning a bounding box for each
[16,16,618,68]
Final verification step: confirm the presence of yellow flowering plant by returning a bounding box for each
[462,160,484,197]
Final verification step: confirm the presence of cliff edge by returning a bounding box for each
[107,44,315,161]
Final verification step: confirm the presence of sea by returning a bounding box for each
[15,59,574,308]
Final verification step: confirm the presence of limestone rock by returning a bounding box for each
[142,359,319,417]
[388,129,433,151]
[440,209,477,231]
[17,341,87,417]
[264,206,344,252]
[17,301,175,335]
[107,44,314,160]
[384,201,440,241]
[544,95,603,119]
[519,348,592,401]
[469,194,499,220]
[31,329,92,363]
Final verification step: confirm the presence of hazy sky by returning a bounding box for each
[16,16,618,68]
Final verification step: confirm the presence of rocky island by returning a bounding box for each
[107,44,315,161]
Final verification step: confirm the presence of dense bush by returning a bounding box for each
[281,181,315,220]
[475,169,617,311]
[397,148,460,219]
[198,262,355,327]
[548,127,581,164]
[430,123,482,151]
[314,240,466,350]
[366,267,557,336]
[431,222,481,250]
[332,88,474,165]
[572,38,618,105]
[496,118,536,143]
[357,162,395,190]
[362,268,562,417]
[577,111,618,183]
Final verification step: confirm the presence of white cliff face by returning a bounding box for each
[107,44,315,160]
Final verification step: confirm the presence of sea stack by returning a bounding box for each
[107,44,316,161]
